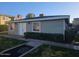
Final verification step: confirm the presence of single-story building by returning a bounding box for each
[8,15,70,36]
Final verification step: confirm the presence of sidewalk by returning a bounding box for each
[0,35,79,50]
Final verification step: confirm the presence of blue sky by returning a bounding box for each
[0,2,79,22]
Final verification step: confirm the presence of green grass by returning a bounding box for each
[43,45,79,57]
[24,45,79,57]
[0,37,25,52]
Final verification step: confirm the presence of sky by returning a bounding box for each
[0,2,79,22]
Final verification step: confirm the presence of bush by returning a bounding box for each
[74,34,79,42]
[24,31,77,43]
[65,29,77,43]
[24,32,64,43]
[0,25,8,32]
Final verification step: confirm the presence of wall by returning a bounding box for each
[26,22,32,32]
[8,19,66,35]
[41,20,65,34]
[26,20,65,34]
[0,16,11,25]
[8,23,17,35]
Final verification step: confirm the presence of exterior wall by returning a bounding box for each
[26,20,65,34]
[26,22,32,32]
[8,19,66,35]
[8,23,18,35]
[0,15,12,25]
[8,22,27,35]
[41,20,65,34]
[73,20,79,25]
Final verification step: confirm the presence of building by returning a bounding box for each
[14,14,23,20]
[0,14,14,25]
[72,18,79,30]
[72,18,79,33]
[72,18,79,25]
[8,15,70,36]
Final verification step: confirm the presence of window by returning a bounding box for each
[32,22,41,32]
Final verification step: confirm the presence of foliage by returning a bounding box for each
[0,25,8,32]
[24,32,64,43]
[0,37,25,52]
[74,34,79,42]
[24,45,79,57]
[65,29,77,43]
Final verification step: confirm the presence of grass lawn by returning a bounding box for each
[0,37,25,52]
[24,45,79,57]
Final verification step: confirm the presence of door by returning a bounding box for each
[18,23,26,35]
[22,23,26,35]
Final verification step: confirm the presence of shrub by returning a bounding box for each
[0,25,8,32]
[65,29,77,43]
[24,32,64,43]
[74,34,79,42]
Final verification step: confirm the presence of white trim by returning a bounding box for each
[32,22,41,32]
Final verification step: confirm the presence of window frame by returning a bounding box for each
[32,22,41,32]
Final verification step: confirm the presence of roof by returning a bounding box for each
[11,15,70,23]
[24,15,70,20]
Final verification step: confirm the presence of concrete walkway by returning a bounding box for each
[0,35,79,50]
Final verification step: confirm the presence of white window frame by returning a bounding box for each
[32,22,41,32]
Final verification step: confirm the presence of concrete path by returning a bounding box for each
[0,35,79,50]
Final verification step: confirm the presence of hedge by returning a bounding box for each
[24,31,77,43]
[74,34,79,42]
[0,25,8,32]
[24,32,64,43]
[65,29,77,43]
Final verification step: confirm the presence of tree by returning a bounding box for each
[26,13,35,18]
